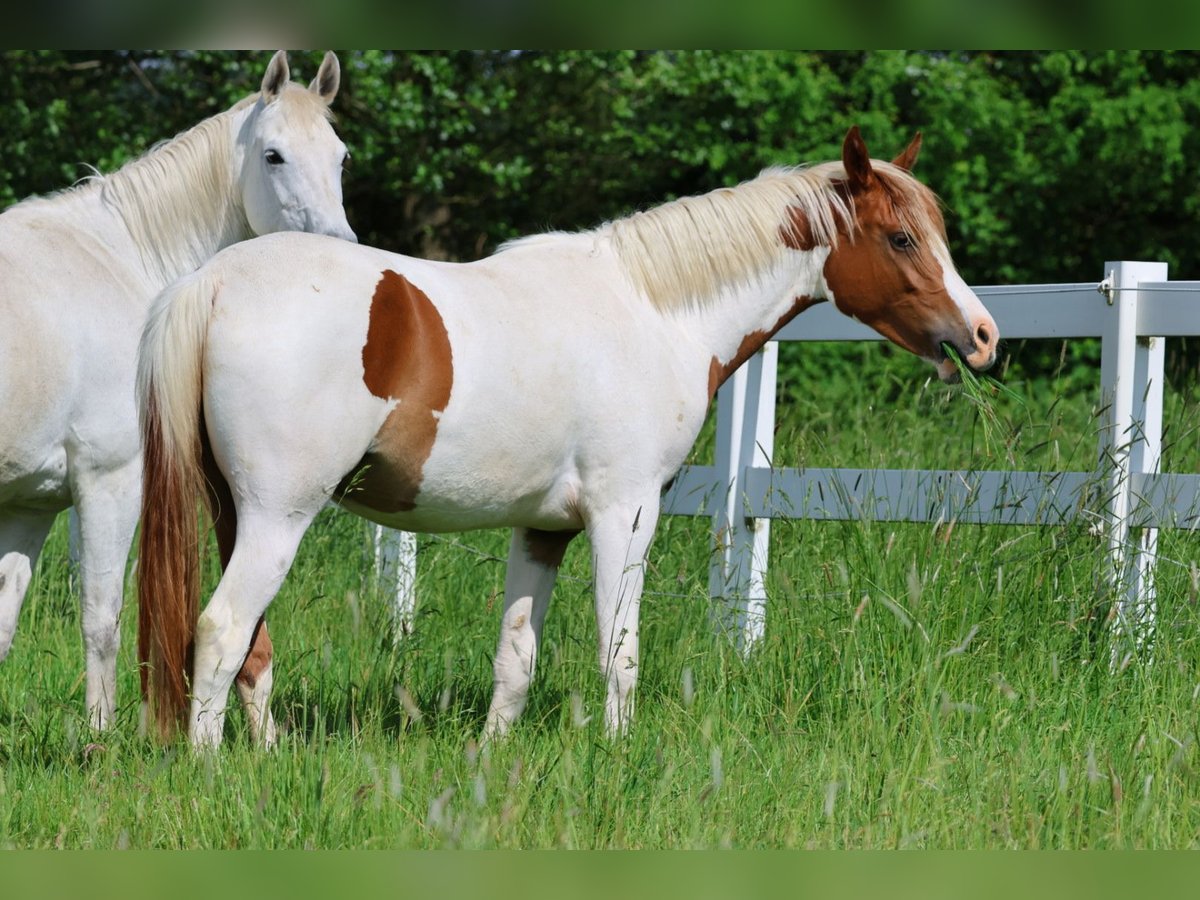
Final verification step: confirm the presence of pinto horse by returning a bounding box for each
[0,51,355,735]
[137,127,998,746]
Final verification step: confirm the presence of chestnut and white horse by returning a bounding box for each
[0,51,355,733]
[137,127,998,747]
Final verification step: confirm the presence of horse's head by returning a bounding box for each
[237,51,357,243]
[821,126,997,381]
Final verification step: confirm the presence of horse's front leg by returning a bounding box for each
[586,496,660,736]
[73,460,141,731]
[483,527,578,740]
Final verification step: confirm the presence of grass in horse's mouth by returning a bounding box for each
[941,342,1024,461]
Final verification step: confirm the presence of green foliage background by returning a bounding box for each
[5,50,1200,497]
[6,49,1197,393]
[3,50,1198,281]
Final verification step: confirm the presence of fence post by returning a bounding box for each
[1098,260,1168,660]
[709,342,777,651]
[373,525,417,639]
[1127,329,1165,649]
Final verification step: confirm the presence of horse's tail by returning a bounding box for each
[136,268,219,740]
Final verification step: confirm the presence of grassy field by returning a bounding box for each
[4,340,1200,849]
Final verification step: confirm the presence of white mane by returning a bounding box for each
[25,85,331,287]
[501,160,946,313]
[94,96,255,285]
[606,163,853,311]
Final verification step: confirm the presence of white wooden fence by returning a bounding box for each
[343,261,1200,655]
[660,260,1200,657]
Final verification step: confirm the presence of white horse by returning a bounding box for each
[0,50,355,734]
[137,127,998,747]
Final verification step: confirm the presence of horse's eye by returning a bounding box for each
[889,232,913,251]
[341,151,351,170]
[265,149,285,166]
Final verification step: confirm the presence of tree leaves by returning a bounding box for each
[3,49,1196,282]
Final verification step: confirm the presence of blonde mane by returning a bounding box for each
[599,159,945,312]
[27,85,332,287]
[95,95,254,285]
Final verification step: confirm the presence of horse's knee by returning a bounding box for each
[81,607,121,660]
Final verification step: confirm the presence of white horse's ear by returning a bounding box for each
[308,51,341,106]
[261,50,291,103]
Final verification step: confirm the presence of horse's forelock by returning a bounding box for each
[871,163,947,241]
[261,82,336,125]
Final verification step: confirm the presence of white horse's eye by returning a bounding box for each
[341,151,351,169]
[265,149,285,166]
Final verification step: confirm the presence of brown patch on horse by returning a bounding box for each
[820,182,953,361]
[337,270,454,513]
[525,528,580,568]
[236,618,273,690]
[707,295,823,402]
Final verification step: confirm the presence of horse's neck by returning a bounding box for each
[679,247,830,374]
[97,106,251,292]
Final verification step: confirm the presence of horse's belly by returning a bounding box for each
[337,467,582,534]
[0,360,73,510]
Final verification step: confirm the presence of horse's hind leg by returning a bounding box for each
[235,618,277,747]
[204,463,278,748]
[0,510,56,664]
[72,461,141,730]
[483,527,578,740]
[190,508,317,748]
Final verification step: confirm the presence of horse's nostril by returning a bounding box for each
[976,323,992,348]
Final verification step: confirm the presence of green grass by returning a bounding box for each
[4,341,1200,848]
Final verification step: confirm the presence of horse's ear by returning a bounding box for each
[308,51,341,105]
[842,125,875,193]
[892,131,922,172]
[261,50,291,103]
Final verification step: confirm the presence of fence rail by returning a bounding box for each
[666,467,1102,527]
